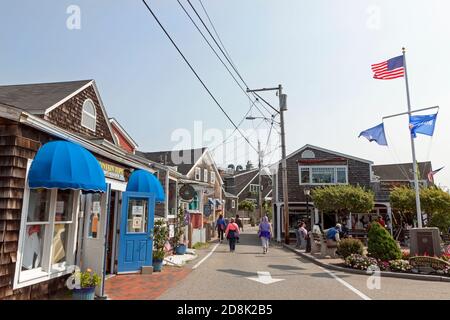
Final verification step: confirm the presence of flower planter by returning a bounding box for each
[153,259,163,272]
[175,244,186,255]
[72,287,96,300]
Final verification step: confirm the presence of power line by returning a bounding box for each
[141,0,258,153]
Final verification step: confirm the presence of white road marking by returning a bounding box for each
[319,266,372,300]
[247,271,285,285]
[192,242,220,270]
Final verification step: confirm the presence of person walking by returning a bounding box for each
[235,214,243,243]
[295,220,303,248]
[298,222,308,250]
[258,216,273,254]
[225,218,240,252]
[216,214,226,243]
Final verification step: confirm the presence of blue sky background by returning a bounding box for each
[1,0,449,188]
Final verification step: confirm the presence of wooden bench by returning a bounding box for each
[310,231,337,258]
[310,233,322,254]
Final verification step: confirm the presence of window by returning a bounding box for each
[299,166,348,185]
[81,99,96,131]
[189,193,199,211]
[195,167,201,181]
[204,169,208,182]
[210,171,215,184]
[249,184,259,193]
[16,185,79,289]
[231,200,236,209]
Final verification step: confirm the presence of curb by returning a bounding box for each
[282,243,450,283]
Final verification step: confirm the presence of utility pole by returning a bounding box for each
[246,85,289,244]
[258,140,263,221]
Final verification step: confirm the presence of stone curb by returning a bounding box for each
[282,244,450,283]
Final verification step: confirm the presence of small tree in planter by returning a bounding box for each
[153,219,169,272]
[173,206,187,255]
[67,268,101,300]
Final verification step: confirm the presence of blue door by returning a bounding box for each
[118,192,155,273]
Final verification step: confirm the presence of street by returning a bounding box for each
[160,229,450,300]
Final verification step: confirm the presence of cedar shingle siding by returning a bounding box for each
[45,86,114,143]
[0,120,67,299]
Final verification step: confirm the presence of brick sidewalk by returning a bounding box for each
[105,266,191,300]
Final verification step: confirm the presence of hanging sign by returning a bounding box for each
[179,184,195,201]
[203,204,212,217]
[132,216,142,229]
[132,206,144,216]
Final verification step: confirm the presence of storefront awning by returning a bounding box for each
[126,169,165,202]
[28,140,106,192]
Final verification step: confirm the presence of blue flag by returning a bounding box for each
[409,113,437,138]
[358,123,388,146]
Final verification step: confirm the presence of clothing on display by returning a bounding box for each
[22,226,42,270]
[52,224,66,264]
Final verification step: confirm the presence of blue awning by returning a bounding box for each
[126,169,165,202]
[28,140,106,192]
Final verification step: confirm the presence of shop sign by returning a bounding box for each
[92,201,101,214]
[179,184,195,201]
[409,256,450,270]
[132,216,142,229]
[203,204,212,217]
[99,161,125,181]
[132,206,144,216]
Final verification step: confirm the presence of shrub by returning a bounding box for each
[345,254,377,270]
[389,260,412,272]
[377,260,389,271]
[337,238,364,259]
[368,222,401,261]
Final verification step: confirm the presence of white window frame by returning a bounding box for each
[210,171,215,184]
[14,160,80,289]
[249,184,259,193]
[81,99,97,132]
[231,200,236,209]
[194,167,201,181]
[203,169,208,183]
[298,165,348,185]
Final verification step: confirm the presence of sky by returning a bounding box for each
[1,0,449,188]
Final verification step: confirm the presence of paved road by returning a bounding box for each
[159,229,450,300]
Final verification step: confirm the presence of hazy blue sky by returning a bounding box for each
[1,0,449,188]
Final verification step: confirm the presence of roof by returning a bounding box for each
[232,169,259,196]
[223,191,238,198]
[372,161,432,181]
[137,148,206,175]
[0,80,92,114]
[285,144,373,165]
[109,118,139,149]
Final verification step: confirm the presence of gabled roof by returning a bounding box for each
[372,161,432,181]
[137,148,206,175]
[285,144,373,164]
[233,169,259,196]
[0,80,92,114]
[109,117,139,149]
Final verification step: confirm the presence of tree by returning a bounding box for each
[312,185,374,218]
[389,186,415,216]
[367,222,401,261]
[239,200,256,225]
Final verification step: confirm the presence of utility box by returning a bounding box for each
[409,228,441,256]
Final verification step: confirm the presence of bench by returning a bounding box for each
[310,231,338,258]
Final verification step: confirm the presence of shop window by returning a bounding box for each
[81,99,96,132]
[15,187,80,289]
[195,167,201,181]
[299,165,348,185]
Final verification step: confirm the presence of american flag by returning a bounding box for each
[427,166,444,183]
[371,55,404,80]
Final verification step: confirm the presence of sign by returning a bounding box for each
[99,161,125,181]
[179,184,195,201]
[132,206,144,216]
[132,216,142,229]
[169,224,175,238]
[203,204,212,217]
[92,201,100,214]
[56,201,64,214]
[409,256,450,270]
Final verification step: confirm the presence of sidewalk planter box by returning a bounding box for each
[72,287,96,300]
[175,244,186,255]
[153,259,163,272]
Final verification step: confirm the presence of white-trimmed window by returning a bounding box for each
[210,171,216,184]
[15,185,80,289]
[195,167,201,181]
[81,99,96,132]
[204,169,208,182]
[249,184,259,193]
[231,200,236,209]
[299,165,348,185]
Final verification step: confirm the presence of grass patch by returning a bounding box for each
[192,242,210,250]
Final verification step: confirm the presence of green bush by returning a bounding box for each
[368,222,401,261]
[337,238,364,259]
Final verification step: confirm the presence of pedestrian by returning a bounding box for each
[258,216,273,254]
[225,217,240,252]
[295,220,302,248]
[235,214,243,243]
[298,222,308,250]
[216,214,226,243]
[326,223,342,247]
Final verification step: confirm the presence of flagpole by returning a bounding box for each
[402,47,423,228]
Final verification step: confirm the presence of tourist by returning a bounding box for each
[225,217,240,252]
[295,220,303,248]
[326,223,342,246]
[235,214,243,243]
[216,214,226,243]
[258,216,273,254]
[298,222,308,250]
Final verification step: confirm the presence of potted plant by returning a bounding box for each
[173,206,187,255]
[153,219,168,272]
[70,268,101,300]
